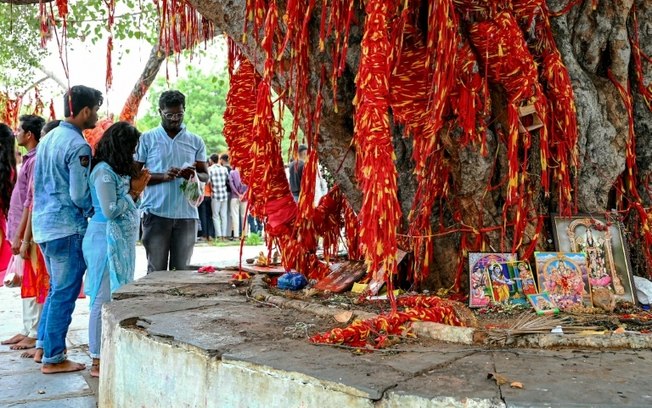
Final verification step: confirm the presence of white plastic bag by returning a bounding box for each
[3,255,24,288]
[634,276,652,305]
[180,170,204,208]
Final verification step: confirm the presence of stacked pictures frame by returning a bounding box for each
[551,215,636,303]
[468,253,516,307]
[534,252,592,310]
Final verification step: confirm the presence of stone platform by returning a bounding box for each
[100,271,652,408]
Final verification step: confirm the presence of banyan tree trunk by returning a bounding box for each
[189,0,652,290]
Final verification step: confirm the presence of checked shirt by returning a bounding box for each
[208,164,230,201]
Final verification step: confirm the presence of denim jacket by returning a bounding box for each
[32,122,93,243]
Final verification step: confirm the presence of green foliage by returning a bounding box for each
[66,0,158,45]
[137,64,297,159]
[0,0,159,90]
[0,4,46,89]
[245,232,263,246]
[137,66,230,155]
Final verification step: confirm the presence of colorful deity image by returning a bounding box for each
[534,252,591,310]
[500,261,538,306]
[468,253,516,308]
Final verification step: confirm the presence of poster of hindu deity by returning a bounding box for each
[552,215,636,303]
[534,252,592,310]
[504,261,538,303]
[468,252,516,308]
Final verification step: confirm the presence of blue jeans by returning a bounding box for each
[197,197,215,238]
[88,261,110,359]
[36,234,86,364]
[248,215,262,234]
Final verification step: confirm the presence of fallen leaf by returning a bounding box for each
[334,310,353,323]
[487,372,510,386]
[510,381,524,389]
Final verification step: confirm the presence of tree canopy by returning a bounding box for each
[0,3,45,88]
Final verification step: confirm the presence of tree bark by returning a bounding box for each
[119,43,168,123]
[188,0,652,286]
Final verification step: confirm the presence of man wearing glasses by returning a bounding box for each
[136,90,208,272]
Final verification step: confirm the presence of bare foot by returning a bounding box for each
[21,348,37,358]
[1,333,26,345]
[33,348,43,363]
[41,360,86,374]
[10,336,36,350]
[90,358,100,378]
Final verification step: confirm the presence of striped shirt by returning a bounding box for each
[135,125,207,219]
[208,164,229,201]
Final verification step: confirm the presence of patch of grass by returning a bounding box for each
[209,239,241,247]
[245,233,263,246]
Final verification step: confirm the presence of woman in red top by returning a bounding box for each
[0,123,17,277]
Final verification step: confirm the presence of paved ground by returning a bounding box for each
[0,243,266,407]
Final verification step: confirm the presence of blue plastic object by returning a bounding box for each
[277,272,308,291]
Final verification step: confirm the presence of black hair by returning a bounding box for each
[19,114,45,142]
[42,120,61,136]
[0,123,16,217]
[210,153,219,164]
[220,153,229,162]
[159,90,185,110]
[298,144,308,153]
[64,85,103,117]
[92,121,140,177]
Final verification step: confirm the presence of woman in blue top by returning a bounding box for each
[82,122,150,378]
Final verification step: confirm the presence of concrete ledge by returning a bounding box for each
[412,322,477,345]
[99,271,652,408]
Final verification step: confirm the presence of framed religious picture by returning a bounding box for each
[527,292,559,315]
[486,261,517,305]
[468,252,516,308]
[534,252,592,310]
[505,260,538,300]
[551,214,636,304]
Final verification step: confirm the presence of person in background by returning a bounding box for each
[208,153,229,241]
[288,144,307,202]
[197,156,215,241]
[1,115,45,353]
[228,166,248,238]
[136,90,208,272]
[314,162,329,206]
[32,85,103,373]
[220,154,234,239]
[17,120,60,360]
[0,123,16,281]
[83,122,150,378]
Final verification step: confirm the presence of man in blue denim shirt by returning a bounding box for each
[32,85,103,374]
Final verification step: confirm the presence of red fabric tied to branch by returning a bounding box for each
[469,11,550,251]
[83,118,114,154]
[313,186,344,262]
[310,295,464,349]
[449,41,489,152]
[1,97,21,129]
[354,0,402,307]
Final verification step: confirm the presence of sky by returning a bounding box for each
[38,34,227,119]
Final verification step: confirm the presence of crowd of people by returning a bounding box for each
[0,84,327,379]
[0,86,205,378]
